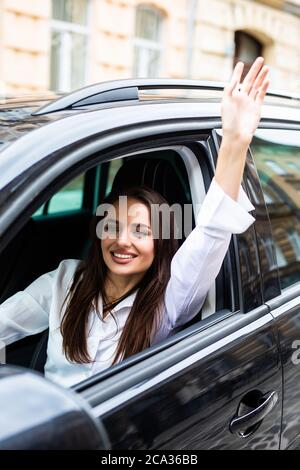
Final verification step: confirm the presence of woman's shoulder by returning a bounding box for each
[52,259,82,286]
[57,259,81,271]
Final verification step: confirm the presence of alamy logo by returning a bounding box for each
[291,340,300,365]
[96,198,199,240]
[0,340,6,365]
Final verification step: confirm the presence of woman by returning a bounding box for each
[0,58,269,387]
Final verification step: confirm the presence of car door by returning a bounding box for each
[76,306,281,450]
[250,127,300,450]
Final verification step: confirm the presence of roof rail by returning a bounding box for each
[32,79,300,116]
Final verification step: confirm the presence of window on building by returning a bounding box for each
[133,5,163,78]
[265,160,286,175]
[287,229,300,262]
[50,0,89,92]
[262,190,274,204]
[287,162,300,172]
[261,237,282,271]
[234,31,263,80]
[274,242,288,268]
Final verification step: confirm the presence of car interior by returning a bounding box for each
[0,146,228,379]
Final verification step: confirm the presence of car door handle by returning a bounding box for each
[229,391,278,437]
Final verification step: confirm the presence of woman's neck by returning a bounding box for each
[104,272,142,301]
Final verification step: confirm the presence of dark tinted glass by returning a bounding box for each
[251,130,300,290]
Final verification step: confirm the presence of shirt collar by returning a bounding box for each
[112,290,138,312]
[88,289,138,337]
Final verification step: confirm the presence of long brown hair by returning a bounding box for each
[60,186,178,365]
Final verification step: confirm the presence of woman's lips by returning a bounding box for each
[110,252,137,264]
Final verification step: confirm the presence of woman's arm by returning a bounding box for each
[154,58,269,342]
[0,272,53,346]
[215,57,269,199]
[0,259,78,346]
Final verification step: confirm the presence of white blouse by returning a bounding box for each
[0,178,255,388]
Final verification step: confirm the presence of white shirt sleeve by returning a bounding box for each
[155,177,255,340]
[0,259,78,346]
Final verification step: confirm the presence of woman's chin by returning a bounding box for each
[112,266,133,275]
[107,263,138,276]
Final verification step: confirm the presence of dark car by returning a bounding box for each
[0,80,300,450]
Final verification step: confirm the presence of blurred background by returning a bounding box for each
[0,0,299,96]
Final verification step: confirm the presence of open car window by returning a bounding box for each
[0,141,236,388]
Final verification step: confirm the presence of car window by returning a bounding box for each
[251,129,300,290]
[105,159,123,196]
[2,143,236,389]
[33,174,85,217]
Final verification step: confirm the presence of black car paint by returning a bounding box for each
[267,285,300,449]
[81,307,281,450]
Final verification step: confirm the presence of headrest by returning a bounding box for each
[111,157,190,207]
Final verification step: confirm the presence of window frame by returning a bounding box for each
[93,141,238,320]
[213,128,263,313]
[50,0,91,92]
[133,5,164,78]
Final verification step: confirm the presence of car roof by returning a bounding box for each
[0,79,299,151]
[0,79,299,189]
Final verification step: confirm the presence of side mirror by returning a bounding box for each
[0,366,110,450]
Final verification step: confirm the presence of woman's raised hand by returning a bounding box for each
[215,57,269,200]
[221,57,270,146]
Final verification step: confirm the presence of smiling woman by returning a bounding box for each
[60,186,178,372]
[0,57,269,388]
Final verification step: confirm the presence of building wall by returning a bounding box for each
[195,0,300,90]
[88,0,190,82]
[0,0,51,93]
[0,0,299,95]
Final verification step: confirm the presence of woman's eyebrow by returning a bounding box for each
[105,219,151,230]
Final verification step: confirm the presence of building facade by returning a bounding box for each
[0,0,299,95]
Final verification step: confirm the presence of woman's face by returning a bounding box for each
[101,197,155,280]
